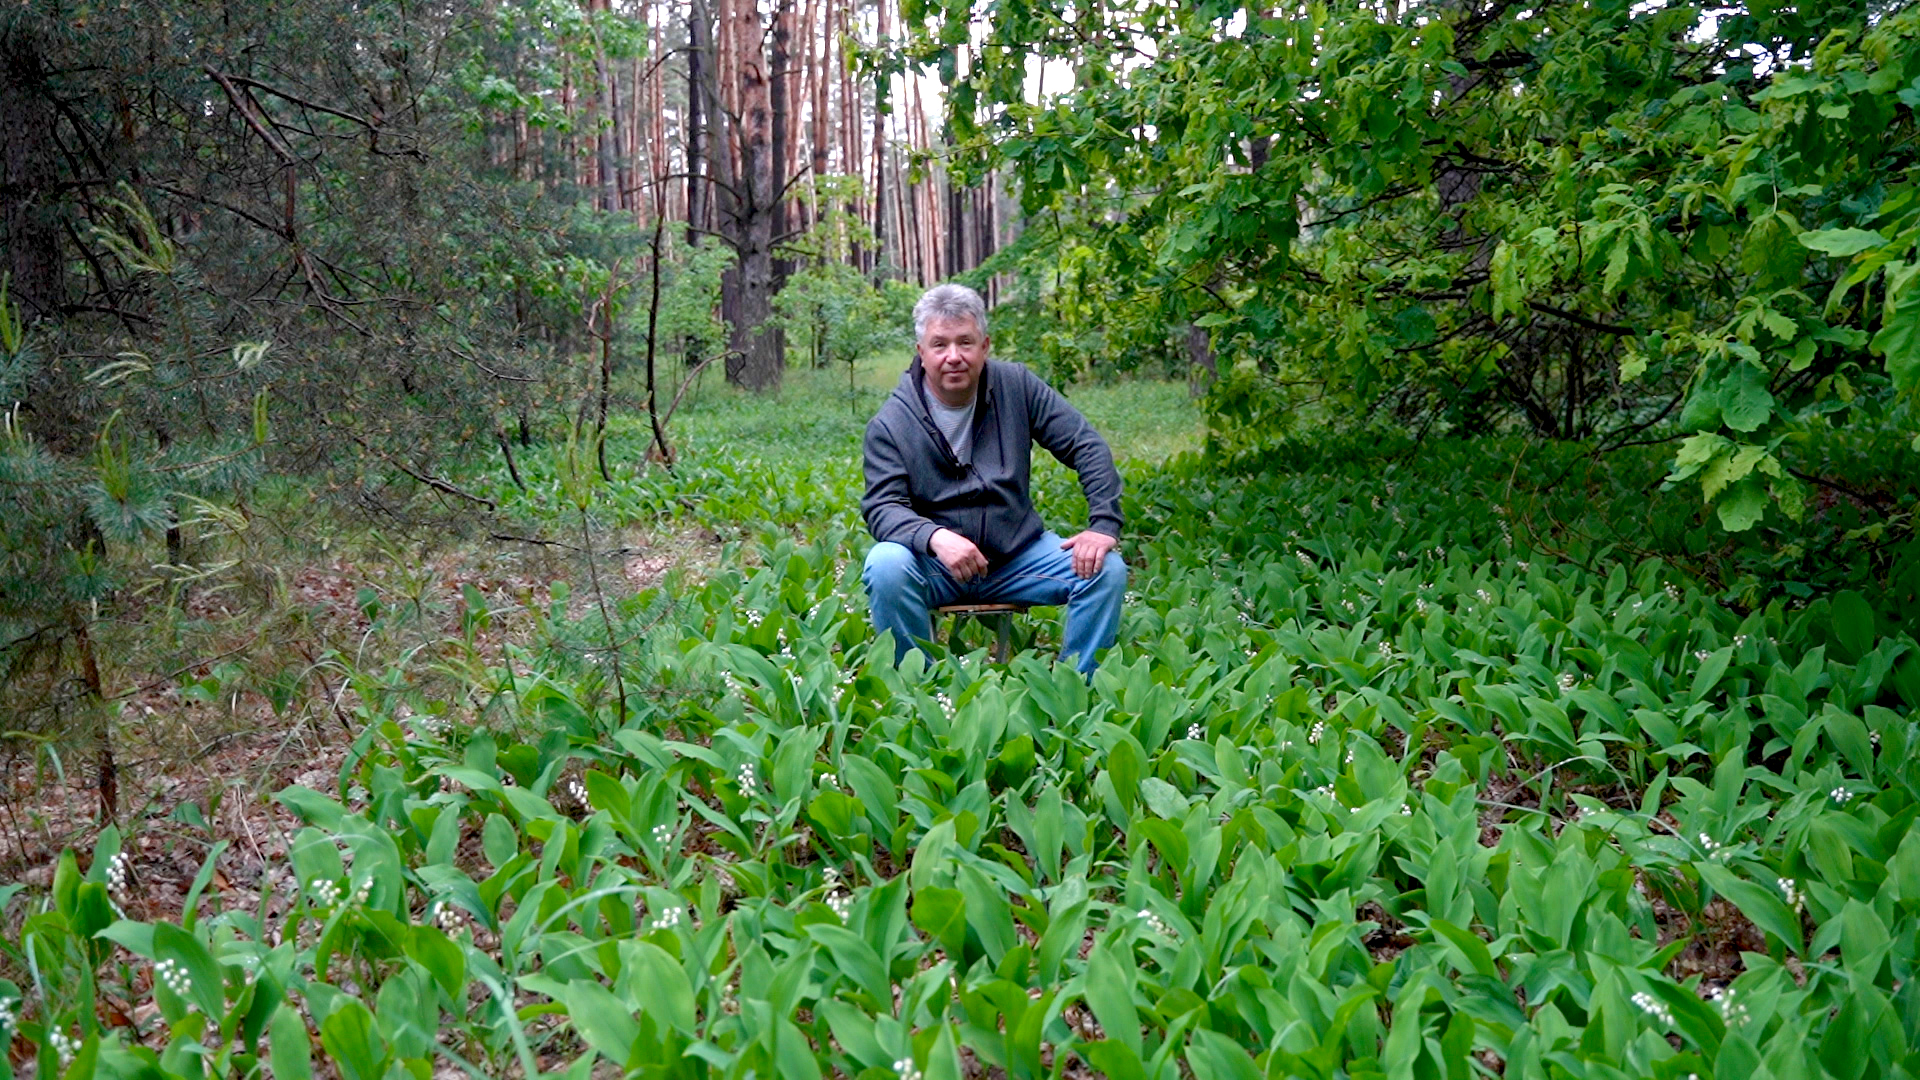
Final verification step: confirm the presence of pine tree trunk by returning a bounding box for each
[587,0,620,213]
[686,0,714,244]
[945,127,964,277]
[809,0,829,231]
[1,24,65,320]
[770,0,794,289]
[869,0,889,281]
[722,0,783,391]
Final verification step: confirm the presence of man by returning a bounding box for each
[861,283,1127,675]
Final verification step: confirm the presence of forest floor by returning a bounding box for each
[0,351,1203,909]
[6,349,1915,1080]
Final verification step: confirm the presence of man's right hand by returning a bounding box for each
[929,528,988,582]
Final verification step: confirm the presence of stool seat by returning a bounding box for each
[935,603,1030,615]
[935,603,1029,662]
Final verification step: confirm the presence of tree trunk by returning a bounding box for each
[869,0,889,281]
[810,0,829,236]
[587,0,621,214]
[945,131,964,277]
[686,0,714,244]
[722,0,783,391]
[1184,323,1216,398]
[770,0,794,289]
[1,24,65,320]
[839,0,862,270]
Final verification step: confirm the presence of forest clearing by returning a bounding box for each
[4,0,1920,1078]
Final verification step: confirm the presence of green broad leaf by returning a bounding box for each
[71,883,115,966]
[1690,647,1733,704]
[425,803,461,866]
[1719,371,1775,433]
[773,1018,823,1080]
[319,997,385,1080]
[1429,918,1498,978]
[1084,935,1141,1057]
[1830,590,1876,662]
[1679,384,1724,433]
[1107,739,1143,813]
[1490,242,1522,320]
[1819,990,1875,1080]
[1836,899,1890,981]
[1036,879,1090,985]
[275,786,348,830]
[1133,818,1189,871]
[1773,475,1807,521]
[1886,826,1920,903]
[153,921,227,1018]
[1872,262,1920,392]
[582,770,633,828]
[953,865,1017,963]
[270,1000,314,1080]
[404,926,465,1002]
[1185,1028,1262,1080]
[817,1000,887,1069]
[1619,351,1648,383]
[1668,433,1729,481]
[910,820,958,892]
[809,789,860,840]
[911,887,968,959]
[97,919,156,959]
[923,1024,964,1080]
[1701,444,1766,501]
[482,814,518,868]
[1138,777,1188,820]
[1798,227,1887,257]
[1716,1033,1763,1080]
[289,827,345,889]
[805,923,890,1005]
[499,785,560,823]
[773,726,825,806]
[1716,479,1769,532]
[61,1033,99,1080]
[1696,863,1801,953]
[841,753,899,836]
[1636,979,1722,1056]
[558,978,641,1064]
[1080,1039,1147,1080]
[87,826,122,884]
[1603,231,1634,295]
[180,840,229,931]
[619,940,697,1034]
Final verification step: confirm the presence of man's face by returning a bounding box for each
[917,315,990,406]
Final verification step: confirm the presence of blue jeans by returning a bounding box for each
[863,531,1127,675]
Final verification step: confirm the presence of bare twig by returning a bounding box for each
[347,433,497,511]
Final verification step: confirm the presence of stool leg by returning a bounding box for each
[993,614,1010,663]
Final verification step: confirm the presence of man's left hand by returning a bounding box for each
[1060,530,1118,579]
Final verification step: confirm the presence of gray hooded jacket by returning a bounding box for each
[861,357,1123,568]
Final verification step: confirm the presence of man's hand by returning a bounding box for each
[1060,530,1118,579]
[929,528,989,582]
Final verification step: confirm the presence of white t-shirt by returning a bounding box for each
[928,394,975,464]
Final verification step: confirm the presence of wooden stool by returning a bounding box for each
[936,603,1029,663]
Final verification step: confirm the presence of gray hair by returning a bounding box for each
[912,283,988,342]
